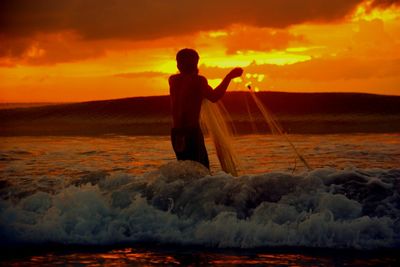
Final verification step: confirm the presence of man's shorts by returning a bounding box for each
[171,127,210,169]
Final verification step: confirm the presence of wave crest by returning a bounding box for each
[1,161,399,249]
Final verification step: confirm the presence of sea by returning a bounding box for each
[0,134,399,266]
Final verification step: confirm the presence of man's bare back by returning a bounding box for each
[169,70,243,128]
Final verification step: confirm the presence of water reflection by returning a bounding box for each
[5,247,396,266]
[1,134,399,181]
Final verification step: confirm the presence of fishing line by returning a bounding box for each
[244,93,258,133]
[245,82,312,171]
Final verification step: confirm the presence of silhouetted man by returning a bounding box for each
[169,48,243,168]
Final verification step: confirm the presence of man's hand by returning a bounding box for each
[227,67,243,80]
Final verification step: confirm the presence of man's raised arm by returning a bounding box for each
[202,67,243,102]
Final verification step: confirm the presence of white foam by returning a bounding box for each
[1,161,399,249]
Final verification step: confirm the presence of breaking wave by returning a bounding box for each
[1,161,399,249]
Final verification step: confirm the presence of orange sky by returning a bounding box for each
[0,0,399,102]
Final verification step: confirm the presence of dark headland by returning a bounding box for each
[1,92,400,136]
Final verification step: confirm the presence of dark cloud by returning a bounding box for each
[1,0,364,40]
[2,0,396,65]
[0,36,28,59]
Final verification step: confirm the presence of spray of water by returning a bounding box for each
[200,100,239,176]
[247,84,312,171]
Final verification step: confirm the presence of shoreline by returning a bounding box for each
[2,117,400,136]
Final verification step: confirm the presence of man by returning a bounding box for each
[169,48,243,168]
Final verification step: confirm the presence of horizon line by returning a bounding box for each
[1,90,399,104]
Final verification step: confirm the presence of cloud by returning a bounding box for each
[0,30,192,66]
[199,56,400,95]
[0,32,106,66]
[114,71,168,79]
[1,0,397,66]
[218,26,306,54]
[264,57,400,80]
[201,57,400,82]
[1,0,365,41]
[369,0,400,8]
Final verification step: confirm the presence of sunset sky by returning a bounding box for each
[1,0,399,102]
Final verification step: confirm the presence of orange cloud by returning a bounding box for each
[368,0,400,9]
[246,57,400,81]
[0,31,197,66]
[114,71,168,79]
[216,26,306,54]
[0,32,106,66]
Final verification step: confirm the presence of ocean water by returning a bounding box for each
[0,134,399,266]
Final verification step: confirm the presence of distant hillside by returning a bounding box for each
[0,103,61,110]
[1,92,400,135]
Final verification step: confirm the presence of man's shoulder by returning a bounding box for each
[169,74,181,87]
[169,74,180,81]
[197,75,208,84]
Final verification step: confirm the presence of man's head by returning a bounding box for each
[176,48,199,74]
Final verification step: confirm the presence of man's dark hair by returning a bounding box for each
[176,48,199,74]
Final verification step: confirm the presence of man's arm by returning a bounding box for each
[202,68,243,102]
[169,75,177,95]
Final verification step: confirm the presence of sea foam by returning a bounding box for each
[1,161,399,249]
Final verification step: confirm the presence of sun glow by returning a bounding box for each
[208,31,228,38]
[201,51,311,68]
